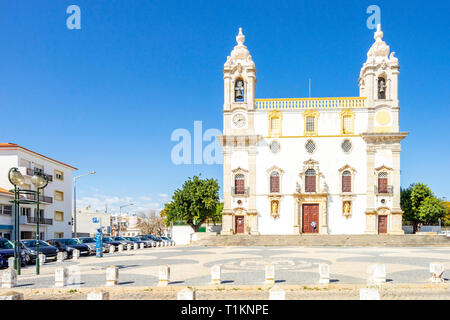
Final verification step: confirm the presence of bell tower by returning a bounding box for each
[219,28,260,235]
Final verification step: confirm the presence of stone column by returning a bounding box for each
[221,147,234,235]
[293,198,300,234]
[365,146,377,234]
[390,144,404,234]
[247,143,259,235]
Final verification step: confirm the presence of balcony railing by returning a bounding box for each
[19,216,53,225]
[375,185,394,195]
[26,168,53,182]
[255,97,367,110]
[22,193,53,204]
[232,187,249,196]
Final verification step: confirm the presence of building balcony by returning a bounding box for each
[255,97,367,110]
[18,167,53,182]
[22,193,53,204]
[232,187,249,196]
[19,216,53,225]
[375,185,394,195]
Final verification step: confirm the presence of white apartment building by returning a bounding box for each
[219,26,407,235]
[0,187,14,239]
[0,143,77,240]
[75,205,111,237]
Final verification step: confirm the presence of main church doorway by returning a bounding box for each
[302,204,319,233]
[235,216,245,234]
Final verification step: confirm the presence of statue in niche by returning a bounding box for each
[271,200,279,219]
[235,79,244,101]
[343,201,351,218]
[378,77,386,99]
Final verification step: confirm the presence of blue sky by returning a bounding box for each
[1,0,449,213]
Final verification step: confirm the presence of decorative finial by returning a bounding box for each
[374,24,383,41]
[236,27,245,45]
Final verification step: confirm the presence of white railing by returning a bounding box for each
[255,97,367,110]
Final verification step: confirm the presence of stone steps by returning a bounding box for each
[193,234,450,247]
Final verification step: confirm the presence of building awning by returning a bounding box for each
[0,225,13,230]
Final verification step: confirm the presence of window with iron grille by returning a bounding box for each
[306,117,315,133]
[270,172,280,193]
[1,205,12,216]
[270,141,280,154]
[305,140,316,153]
[342,170,352,193]
[271,117,281,130]
[305,169,316,192]
[341,139,352,153]
[378,172,388,193]
[235,174,245,194]
[343,116,353,134]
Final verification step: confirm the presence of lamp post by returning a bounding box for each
[73,171,96,238]
[8,168,25,274]
[118,203,134,236]
[31,172,49,275]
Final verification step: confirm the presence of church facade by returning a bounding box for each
[218,26,408,235]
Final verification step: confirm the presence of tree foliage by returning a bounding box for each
[401,183,446,233]
[163,175,220,232]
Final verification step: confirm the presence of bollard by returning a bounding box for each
[57,251,65,263]
[38,254,46,266]
[126,244,132,251]
[177,288,195,300]
[2,268,17,289]
[72,249,80,260]
[318,264,330,284]
[360,288,380,300]
[211,265,221,285]
[55,267,68,287]
[140,243,145,249]
[7,257,14,269]
[367,264,386,285]
[265,264,275,285]
[118,244,123,253]
[430,263,445,283]
[109,245,115,254]
[0,291,24,300]
[133,243,138,250]
[269,286,286,300]
[158,265,170,286]
[106,266,119,286]
[87,291,110,300]
[63,251,68,260]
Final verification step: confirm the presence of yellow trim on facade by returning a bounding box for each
[54,232,64,238]
[54,169,64,181]
[302,109,320,136]
[54,190,64,202]
[54,210,64,222]
[340,108,355,135]
[267,110,283,138]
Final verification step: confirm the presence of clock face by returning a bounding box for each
[232,113,246,128]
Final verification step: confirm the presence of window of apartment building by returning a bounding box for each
[34,209,44,218]
[342,171,352,193]
[20,207,31,217]
[54,232,64,239]
[54,190,64,201]
[19,159,31,168]
[54,170,64,181]
[54,211,64,222]
[305,169,316,192]
[1,204,12,216]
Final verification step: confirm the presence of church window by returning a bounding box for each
[306,117,315,133]
[270,141,280,154]
[342,171,352,193]
[340,109,355,135]
[305,169,316,192]
[343,116,352,134]
[234,79,245,102]
[270,172,280,193]
[305,140,316,153]
[341,139,352,153]
[268,110,283,137]
[234,174,245,195]
[378,172,388,193]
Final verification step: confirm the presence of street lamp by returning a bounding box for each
[118,203,134,236]
[73,171,96,238]
[8,168,24,274]
[31,171,48,275]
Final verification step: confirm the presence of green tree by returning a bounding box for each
[401,183,446,233]
[164,175,220,232]
[442,202,450,227]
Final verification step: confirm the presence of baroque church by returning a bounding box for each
[218,25,408,235]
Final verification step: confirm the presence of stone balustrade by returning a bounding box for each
[255,97,367,110]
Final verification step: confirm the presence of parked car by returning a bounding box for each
[74,237,108,255]
[20,239,59,264]
[135,235,157,247]
[0,238,25,268]
[110,236,134,248]
[159,236,175,246]
[102,237,123,249]
[123,236,147,247]
[143,234,163,246]
[46,238,90,258]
